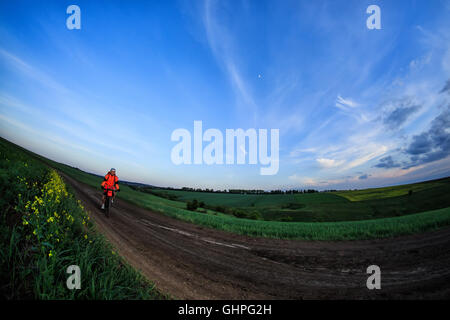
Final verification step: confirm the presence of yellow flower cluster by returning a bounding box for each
[20,170,92,258]
[17,175,28,187]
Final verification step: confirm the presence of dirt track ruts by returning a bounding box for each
[61,173,450,299]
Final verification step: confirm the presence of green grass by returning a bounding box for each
[37,143,450,223]
[0,137,165,299]
[46,157,450,240]
[334,178,448,201]
[3,136,450,241]
[153,189,347,207]
[146,179,450,223]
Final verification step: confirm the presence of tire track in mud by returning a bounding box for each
[61,172,450,299]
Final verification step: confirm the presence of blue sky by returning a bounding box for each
[1,0,449,190]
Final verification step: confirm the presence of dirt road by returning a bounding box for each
[61,173,450,299]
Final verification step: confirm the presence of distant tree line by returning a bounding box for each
[129,184,321,197]
[179,187,319,194]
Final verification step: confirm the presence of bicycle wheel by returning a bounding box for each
[105,196,110,218]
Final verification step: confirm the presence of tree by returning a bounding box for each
[186,199,199,211]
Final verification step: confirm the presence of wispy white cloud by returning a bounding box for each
[0,91,140,157]
[0,48,69,94]
[315,141,388,172]
[409,52,432,71]
[339,144,387,172]
[0,48,158,165]
[334,94,369,124]
[288,174,351,188]
[202,0,257,121]
[316,158,345,169]
[335,95,359,109]
[0,114,100,157]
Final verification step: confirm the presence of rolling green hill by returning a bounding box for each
[2,136,450,240]
[335,178,449,201]
[146,178,450,222]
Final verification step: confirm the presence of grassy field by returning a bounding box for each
[334,178,449,201]
[147,179,450,222]
[0,137,165,299]
[3,137,450,241]
[43,161,450,223]
[153,189,347,207]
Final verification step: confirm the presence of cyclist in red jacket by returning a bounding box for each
[101,168,120,209]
